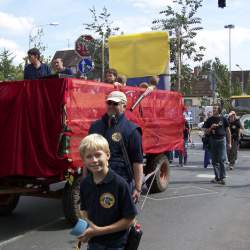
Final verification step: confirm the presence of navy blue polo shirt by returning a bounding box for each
[89,114,143,182]
[59,67,73,75]
[80,169,137,247]
[24,63,51,80]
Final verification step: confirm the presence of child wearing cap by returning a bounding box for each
[78,134,137,250]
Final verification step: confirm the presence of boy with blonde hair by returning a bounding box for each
[78,134,137,250]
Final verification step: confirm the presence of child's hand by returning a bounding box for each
[77,219,100,243]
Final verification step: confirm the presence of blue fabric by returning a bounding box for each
[80,169,137,248]
[126,74,167,90]
[60,67,73,75]
[204,148,211,168]
[89,113,143,182]
[24,63,51,80]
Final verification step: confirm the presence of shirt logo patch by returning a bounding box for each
[112,132,122,142]
[99,193,115,208]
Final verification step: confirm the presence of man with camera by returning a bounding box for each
[203,104,231,185]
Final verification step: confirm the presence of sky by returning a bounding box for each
[0,0,250,71]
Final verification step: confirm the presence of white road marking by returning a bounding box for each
[189,185,215,192]
[0,217,64,247]
[141,191,218,201]
[141,185,218,202]
[196,174,215,178]
[0,235,25,248]
[183,165,201,168]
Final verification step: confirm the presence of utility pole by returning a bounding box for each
[224,24,235,95]
[176,27,181,92]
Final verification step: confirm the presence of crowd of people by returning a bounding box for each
[167,103,243,187]
[199,104,243,184]
[24,48,160,90]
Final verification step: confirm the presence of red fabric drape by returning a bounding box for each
[0,79,69,178]
[0,78,184,177]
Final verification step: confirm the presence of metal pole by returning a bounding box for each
[177,28,181,92]
[224,24,234,95]
[241,70,244,93]
[229,27,232,93]
[102,33,105,82]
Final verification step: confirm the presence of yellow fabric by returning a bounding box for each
[108,31,169,78]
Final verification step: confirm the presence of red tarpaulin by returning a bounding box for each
[0,78,184,178]
[65,79,185,167]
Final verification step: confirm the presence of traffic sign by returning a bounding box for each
[78,57,94,74]
[75,35,93,57]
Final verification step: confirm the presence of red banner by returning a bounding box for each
[65,79,185,167]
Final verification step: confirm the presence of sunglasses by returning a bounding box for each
[106,101,119,106]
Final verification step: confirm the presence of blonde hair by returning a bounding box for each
[79,134,110,159]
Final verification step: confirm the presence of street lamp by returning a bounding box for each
[236,64,244,93]
[28,22,59,49]
[224,24,235,94]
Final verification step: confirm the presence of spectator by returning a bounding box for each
[200,113,212,168]
[178,118,190,166]
[24,48,51,80]
[227,111,243,170]
[116,75,127,86]
[203,104,231,185]
[138,82,149,88]
[89,91,143,202]
[149,75,159,89]
[78,134,137,250]
[104,68,118,84]
[52,57,73,75]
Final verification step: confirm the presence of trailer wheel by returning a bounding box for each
[62,176,82,225]
[0,194,20,216]
[146,154,170,193]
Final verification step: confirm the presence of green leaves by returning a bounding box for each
[152,0,204,93]
[0,49,23,81]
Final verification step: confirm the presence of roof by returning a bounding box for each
[183,78,213,97]
[51,50,82,67]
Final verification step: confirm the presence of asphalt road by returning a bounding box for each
[1,134,250,250]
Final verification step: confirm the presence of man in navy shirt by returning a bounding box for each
[78,134,137,250]
[203,104,231,184]
[89,91,143,202]
[52,57,73,75]
[24,48,51,80]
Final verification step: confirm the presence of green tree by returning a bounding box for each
[0,49,23,81]
[152,0,205,92]
[83,6,120,80]
[200,57,230,110]
[232,79,242,96]
[246,79,250,95]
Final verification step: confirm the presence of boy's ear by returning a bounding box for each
[107,152,110,160]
